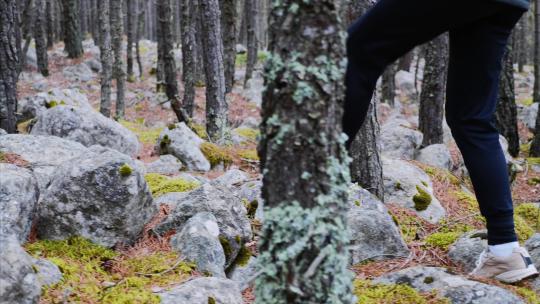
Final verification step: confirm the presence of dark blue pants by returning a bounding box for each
[343,0,526,245]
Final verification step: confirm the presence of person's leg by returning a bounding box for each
[343,0,503,148]
[445,7,525,246]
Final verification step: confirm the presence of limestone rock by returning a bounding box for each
[159,277,243,304]
[157,123,210,172]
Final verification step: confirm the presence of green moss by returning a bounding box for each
[45,100,58,108]
[144,173,199,197]
[243,198,259,219]
[200,142,233,168]
[237,149,259,161]
[191,123,208,140]
[0,151,5,162]
[25,237,193,303]
[421,181,428,187]
[353,280,450,304]
[424,232,461,250]
[395,182,403,191]
[423,166,461,186]
[423,277,434,284]
[413,185,432,211]
[235,245,252,267]
[515,203,540,229]
[120,120,162,145]
[520,97,534,107]
[17,119,34,134]
[234,127,260,141]
[219,236,233,261]
[208,297,216,304]
[119,163,133,177]
[390,209,423,243]
[515,286,540,304]
[527,158,540,165]
[515,214,535,242]
[167,123,177,130]
[521,143,531,154]
[160,134,171,150]
[528,177,540,186]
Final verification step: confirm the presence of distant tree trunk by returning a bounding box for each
[398,50,414,72]
[255,1,354,302]
[194,5,206,85]
[157,0,188,123]
[199,0,228,142]
[516,15,528,72]
[181,0,196,117]
[126,0,135,82]
[243,0,257,88]
[531,100,540,157]
[19,0,34,72]
[136,0,145,77]
[495,36,520,157]
[98,0,113,118]
[381,64,396,106]
[46,0,54,48]
[111,0,126,119]
[534,0,540,105]
[34,0,49,76]
[419,34,448,147]
[0,0,20,133]
[62,0,84,58]
[220,0,237,93]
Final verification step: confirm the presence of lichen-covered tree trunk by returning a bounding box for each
[98,0,113,118]
[534,0,540,104]
[199,0,228,142]
[126,0,135,81]
[62,0,84,58]
[0,0,20,133]
[46,0,54,48]
[111,0,126,119]
[495,36,520,157]
[381,64,396,106]
[255,1,354,303]
[419,34,448,147]
[220,0,237,93]
[243,0,257,88]
[136,0,145,77]
[157,0,187,123]
[181,0,196,117]
[34,0,49,76]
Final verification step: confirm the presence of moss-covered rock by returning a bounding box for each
[515,203,540,229]
[515,214,535,242]
[200,142,233,168]
[237,149,259,161]
[120,120,162,145]
[353,279,449,304]
[119,163,133,177]
[233,127,260,141]
[424,232,461,250]
[413,185,432,211]
[144,173,199,197]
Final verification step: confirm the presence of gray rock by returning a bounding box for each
[448,230,487,273]
[235,180,264,221]
[228,256,259,291]
[18,88,93,121]
[170,212,226,277]
[156,183,252,267]
[235,44,247,54]
[84,58,102,72]
[30,105,140,156]
[382,157,446,223]
[63,63,94,82]
[37,146,155,247]
[525,233,540,269]
[212,169,250,188]
[0,134,88,191]
[25,46,37,69]
[395,70,417,101]
[531,276,540,294]
[239,117,259,129]
[157,122,211,172]
[159,277,243,304]
[415,144,453,170]
[0,164,39,242]
[347,184,410,264]
[32,258,62,287]
[380,120,423,160]
[517,103,538,131]
[375,266,525,304]
[0,235,41,304]
[0,128,7,135]
[154,192,191,209]
[498,135,513,164]
[146,155,183,175]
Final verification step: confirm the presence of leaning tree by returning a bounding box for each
[255,0,355,302]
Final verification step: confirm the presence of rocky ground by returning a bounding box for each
[1,40,539,304]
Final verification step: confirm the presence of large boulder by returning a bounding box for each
[84,58,102,72]
[170,212,226,277]
[517,103,538,131]
[32,258,62,287]
[525,233,540,269]
[30,105,140,156]
[0,164,39,243]
[0,235,41,304]
[156,183,252,267]
[37,146,155,247]
[375,266,525,304]
[145,155,183,175]
[63,62,94,82]
[212,169,251,188]
[382,157,446,223]
[157,123,211,172]
[158,277,243,304]
[414,144,452,170]
[448,230,487,273]
[380,119,423,160]
[347,184,410,264]
[235,180,264,221]
[228,256,259,291]
[0,135,88,191]
[18,88,93,122]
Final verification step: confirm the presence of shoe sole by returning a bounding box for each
[495,265,539,283]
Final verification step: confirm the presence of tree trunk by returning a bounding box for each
[243,0,257,88]
[46,0,54,48]
[181,0,196,117]
[136,0,145,77]
[255,1,354,302]
[0,0,20,133]
[220,0,237,93]
[62,0,84,58]
[111,0,126,119]
[126,0,135,81]
[34,0,49,76]
[381,64,396,106]
[199,0,228,142]
[530,97,540,157]
[495,35,520,157]
[419,34,448,147]
[98,0,113,118]
[157,0,188,123]
[398,50,414,72]
[534,0,540,104]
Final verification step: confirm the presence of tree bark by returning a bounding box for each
[0,0,20,133]
[381,64,396,106]
[419,34,448,147]
[126,0,135,81]
[243,0,257,88]
[181,0,196,117]
[255,1,354,303]
[136,0,145,77]
[534,0,540,104]
[34,0,49,76]
[98,0,113,118]
[62,0,84,58]
[199,0,228,142]
[46,0,54,48]
[220,0,237,93]
[111,0,126,118]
